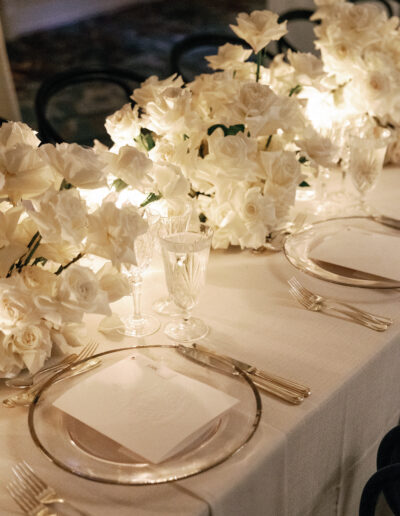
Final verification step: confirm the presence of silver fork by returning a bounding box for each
[12,462,91,516]
[288,277,393,326]
[2,340,99,407]
[6,353,78,389]
[7,478,56,516]
[288,279,390,332]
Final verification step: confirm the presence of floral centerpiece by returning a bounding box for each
[0,122,157,377]
[103,10,344,250]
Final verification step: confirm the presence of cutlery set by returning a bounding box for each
[288,276,393,332]
[3,340,99,408]
[7,461,90,516]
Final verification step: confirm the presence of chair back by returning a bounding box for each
[359,425,400,515]
[35,68,145,145]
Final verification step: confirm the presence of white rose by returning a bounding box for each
[0,144,59,202]
[57,264,111,316]
[151,161,190,200]
[132,74,184,107]
[3,322,52,374]
[260,150,302,188]
[238,82,278,117]
[205,43,253,71]
[105,103,141,146]
[40,143,108,189]
[105,145,154,191]
[230,10,287,54]
[0,206,26,277]
[296,130,339,168]
[51,323,86,354]
[0,331,24,378]
[86,202,148,269]
[27,188,88,246]
[96,262,130,303]
[0,121,40,148]
[204,131,260,181]
[287,50,324,82]
[0,275,42,334]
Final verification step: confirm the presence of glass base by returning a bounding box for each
[119,314,160,338]
[152,296,182,316]
[164,317,208,343]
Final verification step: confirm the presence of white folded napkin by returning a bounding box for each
[53,353,238,464]
[310,227,400,281]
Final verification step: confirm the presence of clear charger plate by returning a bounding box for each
[28,345,261,485]
[283,216,400,289]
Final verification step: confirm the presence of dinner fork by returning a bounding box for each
[288,277,393,326]
[7,478,55,516]
[288,279,390,332]
[2,340,99,407]
[12,462,91,516]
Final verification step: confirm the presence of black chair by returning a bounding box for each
[34,68,146,145]
[359,425,400,515]
[277,9,317,55]
[170,33,275,83]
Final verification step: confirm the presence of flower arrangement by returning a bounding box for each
[0,122,155,377]
[2,1,399,376]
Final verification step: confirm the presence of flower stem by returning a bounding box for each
[55,252,84,275]
[256,51,262,82]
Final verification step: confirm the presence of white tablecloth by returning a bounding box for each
[1,168,400,516]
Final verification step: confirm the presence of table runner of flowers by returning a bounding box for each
[1,0,400,376]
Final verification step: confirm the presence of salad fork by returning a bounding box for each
[7,478,55,516]
[2,340,99,407]
[288,278,390,331]
[288,277,393,326]
[12,462,91,516]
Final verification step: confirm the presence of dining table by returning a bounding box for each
[1,166,400,516]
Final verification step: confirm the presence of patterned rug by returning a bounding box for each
[6,0,264,145]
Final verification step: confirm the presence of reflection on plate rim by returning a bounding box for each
[283,215,400,289]
[28,345,262,485]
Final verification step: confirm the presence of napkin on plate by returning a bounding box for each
[309,227,400,281]
[53,353,238,464]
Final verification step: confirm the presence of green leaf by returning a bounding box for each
[112,178,128,192]
[265,135,273,150]
[183,134,189,140]
[299,180,310,187]
[198,139,209,158]
[298,156,308,164]
[289,84,302,97]
[199,213,207,223]
[134,128,155,151]
[60,179,74,190]
[207,124,245,137]
[140,192,162,208]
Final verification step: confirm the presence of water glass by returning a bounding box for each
[160,225,213,342]
[151,204,192,315]
[348,137,387,213]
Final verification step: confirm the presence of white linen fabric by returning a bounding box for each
[0,168,399,515]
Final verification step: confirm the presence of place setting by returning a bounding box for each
[2,1,400,513]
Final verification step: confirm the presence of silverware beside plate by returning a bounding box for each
[177,344,311,405]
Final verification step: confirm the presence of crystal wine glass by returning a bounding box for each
[119,212,160,338]
[348,136,387,214]
[160,225,213,342]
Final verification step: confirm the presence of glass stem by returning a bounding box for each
[130,272,144,324]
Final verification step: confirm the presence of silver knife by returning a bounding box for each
[177,345,305,405]
[192,343,311,398]
[372,214,400,230]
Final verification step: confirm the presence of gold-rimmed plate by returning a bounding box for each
[28,345,261,485]
[283,216,400,288]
